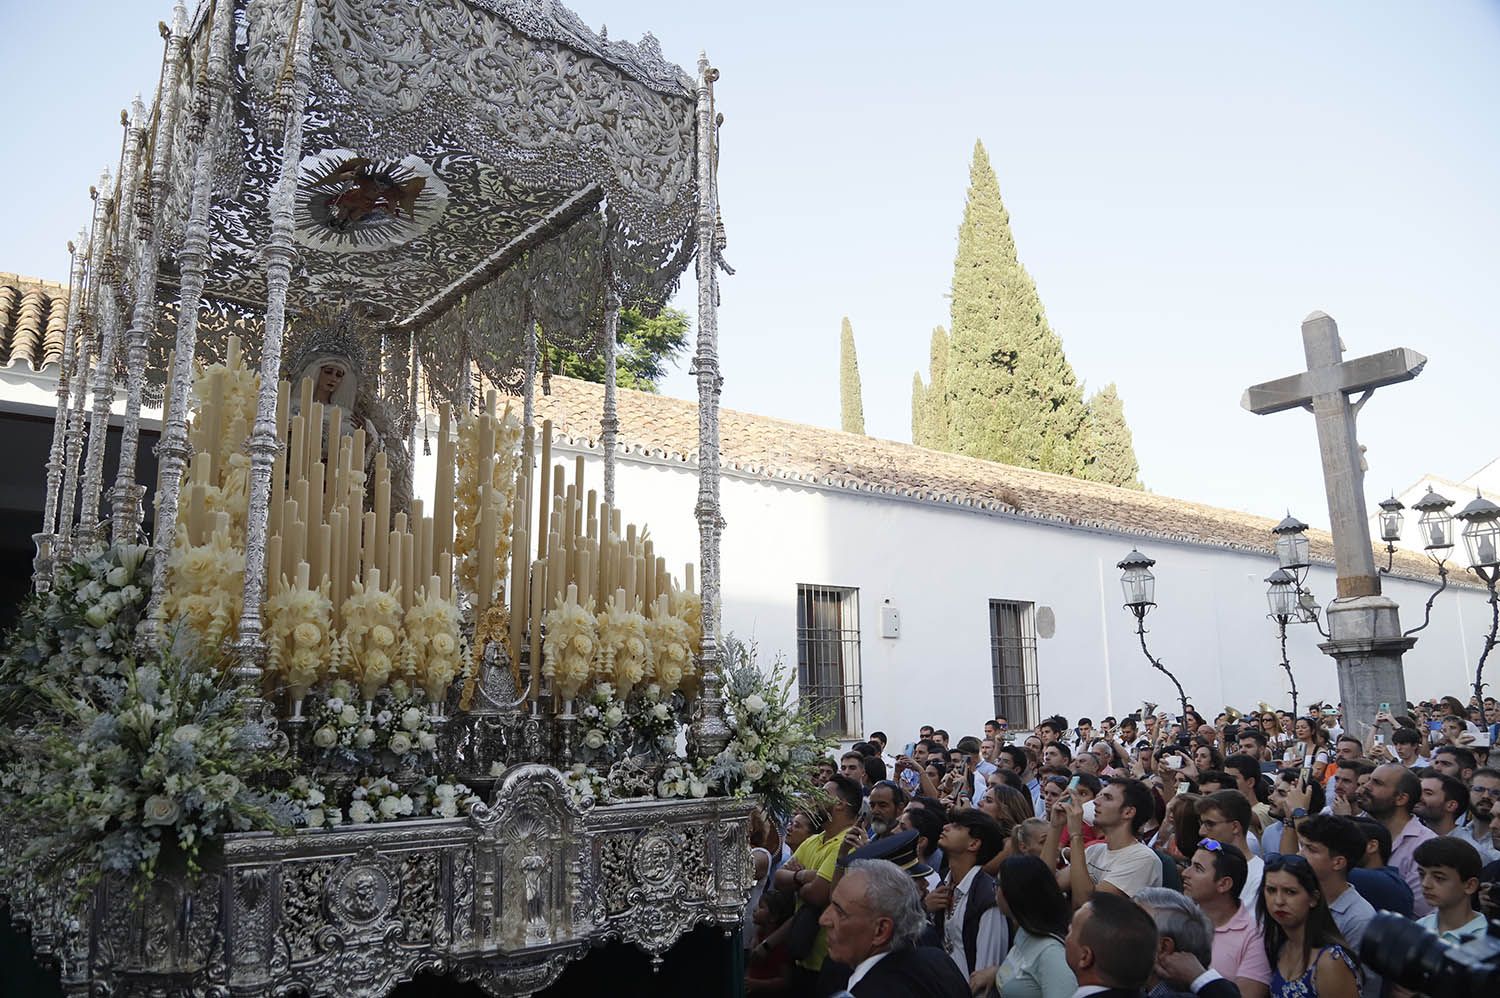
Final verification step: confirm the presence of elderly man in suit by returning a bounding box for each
[1135,888,1244,998]
[820,859,969,998]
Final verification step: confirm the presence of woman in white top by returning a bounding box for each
[973,855,1075,998]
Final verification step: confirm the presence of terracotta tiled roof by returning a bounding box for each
[0,273,69,372]
[515,375,1464,588]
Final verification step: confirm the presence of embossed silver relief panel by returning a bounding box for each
[4,783,754,997]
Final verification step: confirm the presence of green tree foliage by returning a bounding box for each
[912,325,952,449]
[910,373,926,443]
[551,305,691,392]
[839,317,866,435]
[936,141,1092,473]
[1082,383,1143,489]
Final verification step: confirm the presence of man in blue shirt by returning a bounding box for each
[1348,815,1415,917]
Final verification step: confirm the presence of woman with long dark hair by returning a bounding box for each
[973,855,1076,998]
[1258,854,1358,997]
[1281,717,1331,771]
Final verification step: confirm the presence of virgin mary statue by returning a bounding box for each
[282,307,413,514]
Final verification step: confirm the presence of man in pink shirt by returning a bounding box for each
[1180,839,1271,998]
[1357,763,1437,916]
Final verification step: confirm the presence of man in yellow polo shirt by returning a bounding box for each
[767,775,864,996]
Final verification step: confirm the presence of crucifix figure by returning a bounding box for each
[1243,311,1426,743]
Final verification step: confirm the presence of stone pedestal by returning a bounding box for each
[1320,595,1415,746]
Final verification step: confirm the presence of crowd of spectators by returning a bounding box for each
[742,695,1500,997]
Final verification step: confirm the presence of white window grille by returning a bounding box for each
[990,599,1039,728]
[796,584,862,739]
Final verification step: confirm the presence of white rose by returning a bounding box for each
[349,800,375,824]
[434,798,458,819]
[339,705,359,725]
[378,796,403,819]
[653,703,671,721]
[743,760,765,781]
[304,807,326,828]
[689,780,708,799]
[388,731,412,755]
[583,729,606,750]
[597,682,615,699]
[417,732,437,751]
[305,788,325,806]
[604,706,624,727]
[142,794,180,827]
[312,726,338,749]
[657,780,673,797]
[398,795,414,816]
[106,566,132,588]
[172,724,203,745]
[401,707,423,732]
[354,728,376,749]
[741,731,761,750]
[646,684,661,699]
[83,604,111,628]
[742,694,767,714]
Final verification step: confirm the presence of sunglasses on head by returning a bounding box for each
[1265,854,1312,873]
[1198,838,1223,852]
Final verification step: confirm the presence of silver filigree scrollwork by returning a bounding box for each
[144,0,237,635]
[235,0,318,700]
[689,55,731,761]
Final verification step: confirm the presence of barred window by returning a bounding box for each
[990,599,1039,728]
[796,584,862,739]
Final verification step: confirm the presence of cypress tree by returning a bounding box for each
[924,325,951,450]
[839,317,866,435]
[911,373,927,445]
[944,141,1090,474]
[1082,383,1143,489]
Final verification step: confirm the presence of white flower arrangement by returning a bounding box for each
[542,590,597,702]
[576,682,629,764]
[0,542,153,704]
[286,775,342,828]
[0,650,298,900]
[623,682,683,757]
[704,637,833,819]
[403,584,465,707]
[596,594,652,699]
[306,678,437,770]
[645,609,695,695]
[162,522,245,652]
[655,760,708,800]
[562,763,607,809]
[348,775,414,824]
[263,577,334,703]
[339,580,405,701]
[416,776,482,819]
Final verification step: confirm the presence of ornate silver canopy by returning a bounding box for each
[143,0,701,405]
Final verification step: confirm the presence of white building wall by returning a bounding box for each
[413,438,1491,744]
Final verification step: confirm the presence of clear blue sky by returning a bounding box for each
[3,1,1497,534]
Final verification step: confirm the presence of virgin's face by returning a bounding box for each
[317,363,347,400]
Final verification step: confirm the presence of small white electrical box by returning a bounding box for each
[880,603,900,639]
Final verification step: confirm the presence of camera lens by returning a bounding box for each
[1361,912,1451,992]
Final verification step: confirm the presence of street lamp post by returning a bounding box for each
[1377,495,1405,573]
[1457,492,1500,703]
[1116,549,1190,723]
[1403,487,1455,638]
[1271,514,1329,637]
[1265,568,1301,718]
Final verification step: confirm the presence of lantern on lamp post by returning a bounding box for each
[1116,549,1188,723]
[1265,568,1301,718]
[1402,487,1455,638]
[1457,492,1500,703]
[1377,495,1405,573]
[1272,514,1311,585]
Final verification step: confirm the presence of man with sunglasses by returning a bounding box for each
[1179,838,1271,998]
[1450,766,1500,864]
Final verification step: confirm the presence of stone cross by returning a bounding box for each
[1242,311,1427,744]
[1242,311,1427,598]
